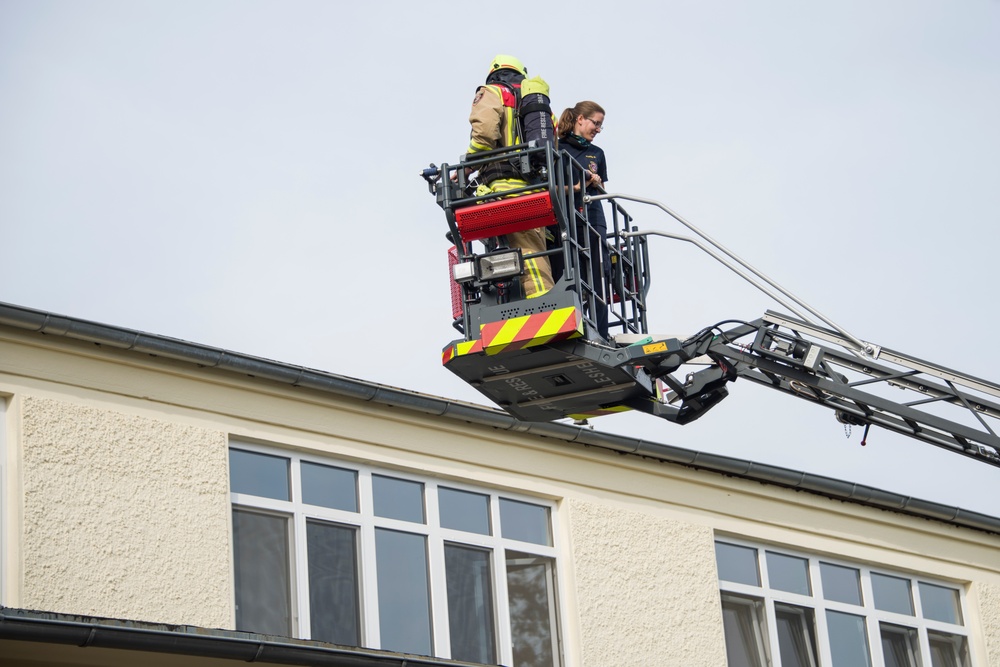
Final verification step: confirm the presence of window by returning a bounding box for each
[229,444,562,665]
[721,594,769,667]
[774,604,818,667]
[716,540,972,667]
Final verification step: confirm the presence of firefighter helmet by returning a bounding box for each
[488,54,527,77]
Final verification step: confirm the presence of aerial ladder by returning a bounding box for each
[420,143,1000,469]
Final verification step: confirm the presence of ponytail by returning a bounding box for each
[556,108,578,140]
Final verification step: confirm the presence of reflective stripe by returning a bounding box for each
[486,83,520,147]
[481,306,583,355]
[442,339,484,364]
[567,405,632,420]
[523,258,546,297]
[446,309,583,362]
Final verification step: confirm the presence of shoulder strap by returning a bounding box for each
[519,100,550,116]
[491,82,520,109]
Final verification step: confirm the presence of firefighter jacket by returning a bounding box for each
[467,83,520,154]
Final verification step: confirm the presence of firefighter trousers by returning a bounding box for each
[483,177,554,298]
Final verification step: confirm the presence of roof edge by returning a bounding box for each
[0,606,469,666]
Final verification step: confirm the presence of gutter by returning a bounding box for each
[0,607,473,666]
[1,300,997,536]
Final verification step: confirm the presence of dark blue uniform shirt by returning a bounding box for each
[561,135,608,229]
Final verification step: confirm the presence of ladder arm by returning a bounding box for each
[621,314,1000,468]
[586,190,1000,467]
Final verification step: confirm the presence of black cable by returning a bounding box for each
[684,319,754,346]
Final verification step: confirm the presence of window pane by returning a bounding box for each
[507,551,557,667]
[302,462,358,512]
[229,449,290,500]
[826,610,872,667]
[720,595,766,667]
[775,603,818,667]
[880,623,919,667]
[820,562,863,605]
[440,487,491,535]
[375,529,431,655]
[716,542,760,586]
[767,552,811,595]
[445,544,496,663]
[928,631,969,667]
[373,475,425,523]
[499,498,551,546]
[307,520,359,646]
[232,509,291,636]
[872,573,914,616]
[919,583,963,625]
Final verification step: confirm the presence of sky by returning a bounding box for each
[1,0,997,516]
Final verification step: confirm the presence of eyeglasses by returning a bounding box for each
[585,117,604,130]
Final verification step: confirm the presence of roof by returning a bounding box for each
[0,606,473,666]
[1,300,997,535]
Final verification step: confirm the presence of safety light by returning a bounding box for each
[477,249,523,281]
[452,261,477,283]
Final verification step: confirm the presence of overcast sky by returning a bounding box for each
[2,0,997,515]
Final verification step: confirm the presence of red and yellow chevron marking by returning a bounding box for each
[442,339,484,365]
[567,405,633,420]
[481,306,583,356]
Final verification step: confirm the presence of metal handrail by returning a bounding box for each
[589,192,875,357]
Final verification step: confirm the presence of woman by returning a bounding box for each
[557,100,607,202]
[557,101,610,340]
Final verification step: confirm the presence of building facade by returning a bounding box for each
[0,302,998,666]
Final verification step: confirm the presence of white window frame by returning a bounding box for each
[715,537,974,667]
[229,440,564,665]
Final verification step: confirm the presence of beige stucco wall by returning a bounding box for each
[18,395,232,628]
[977,581,1000,666]
[2,329,999,665]
[566,498,726,666]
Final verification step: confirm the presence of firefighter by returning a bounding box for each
[465,54,554,299]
